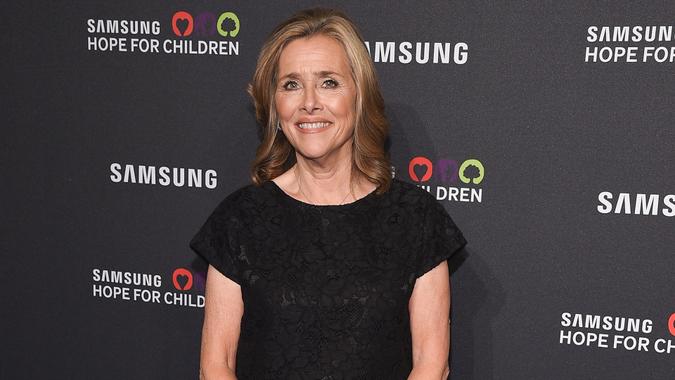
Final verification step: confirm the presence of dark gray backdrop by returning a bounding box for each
[3,1,674,379]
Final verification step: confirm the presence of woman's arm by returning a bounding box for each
[407,260,452,380]
[199,265,244,380]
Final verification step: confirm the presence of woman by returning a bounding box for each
[190,7,467,380]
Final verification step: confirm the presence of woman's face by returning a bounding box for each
[274,34,357,162]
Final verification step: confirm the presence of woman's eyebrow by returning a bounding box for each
[278,72,300,81]
[315,70,342,77]
[278,70,344,80]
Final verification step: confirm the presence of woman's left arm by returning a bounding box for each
[407,260,452,380]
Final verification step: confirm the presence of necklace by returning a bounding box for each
[295,165,354,205]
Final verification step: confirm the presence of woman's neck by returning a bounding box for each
[293,154,359,205]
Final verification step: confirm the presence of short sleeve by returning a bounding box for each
[415,197,467,278]
[189,200,243,285]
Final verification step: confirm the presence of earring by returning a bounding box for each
[276,121,281,131]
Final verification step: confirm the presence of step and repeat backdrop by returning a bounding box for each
[3,1,674,379]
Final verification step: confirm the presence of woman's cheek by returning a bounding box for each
[275,94,297,119]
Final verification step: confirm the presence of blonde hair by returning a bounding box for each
[247,7,392,194]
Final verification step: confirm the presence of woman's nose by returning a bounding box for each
[302,86,321,113]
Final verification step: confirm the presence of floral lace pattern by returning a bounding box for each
[189,178,467,379]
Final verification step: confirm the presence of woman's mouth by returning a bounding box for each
[296,122,332,131]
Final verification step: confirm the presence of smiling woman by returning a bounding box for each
[248,8,392,200]
[189,7,467,380]
[273,35,359,194]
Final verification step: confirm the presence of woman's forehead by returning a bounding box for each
[277,35,351,77]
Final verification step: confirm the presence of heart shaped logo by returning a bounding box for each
[172,268,193,291]
[172,11,194,37]
[408,156,433,182]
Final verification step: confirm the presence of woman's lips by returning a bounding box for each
[295,121,332,133]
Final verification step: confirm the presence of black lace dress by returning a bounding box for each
[189,177,467,379]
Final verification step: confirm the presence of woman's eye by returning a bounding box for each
[322,79,338,88]
[282,81,299,90]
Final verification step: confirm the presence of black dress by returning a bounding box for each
[189,177,467,379]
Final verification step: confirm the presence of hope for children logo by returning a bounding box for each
[559,311,675,355]
[171,10,240,38]
[87,10,241,56]
[91,267,206,308]
[407,156,484,203]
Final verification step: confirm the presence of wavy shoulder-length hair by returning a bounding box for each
[247,7,392,194]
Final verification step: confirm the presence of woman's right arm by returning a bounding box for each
[199,264,244,380]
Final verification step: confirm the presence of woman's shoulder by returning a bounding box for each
[208,181,276,216]
[385,177,437,206]
[387,178,464,239]
[373,178,442,222]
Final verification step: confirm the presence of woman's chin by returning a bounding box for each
[296,150,330,161]
[295,147,345,162]
[291,135,353,162]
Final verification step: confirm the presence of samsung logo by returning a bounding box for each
[109,162,217,189]
[364,41,468,64]
[597,191,675,217]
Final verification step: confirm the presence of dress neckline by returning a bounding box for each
[267,179,379,209]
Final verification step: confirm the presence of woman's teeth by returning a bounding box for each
[297,122,330,129]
